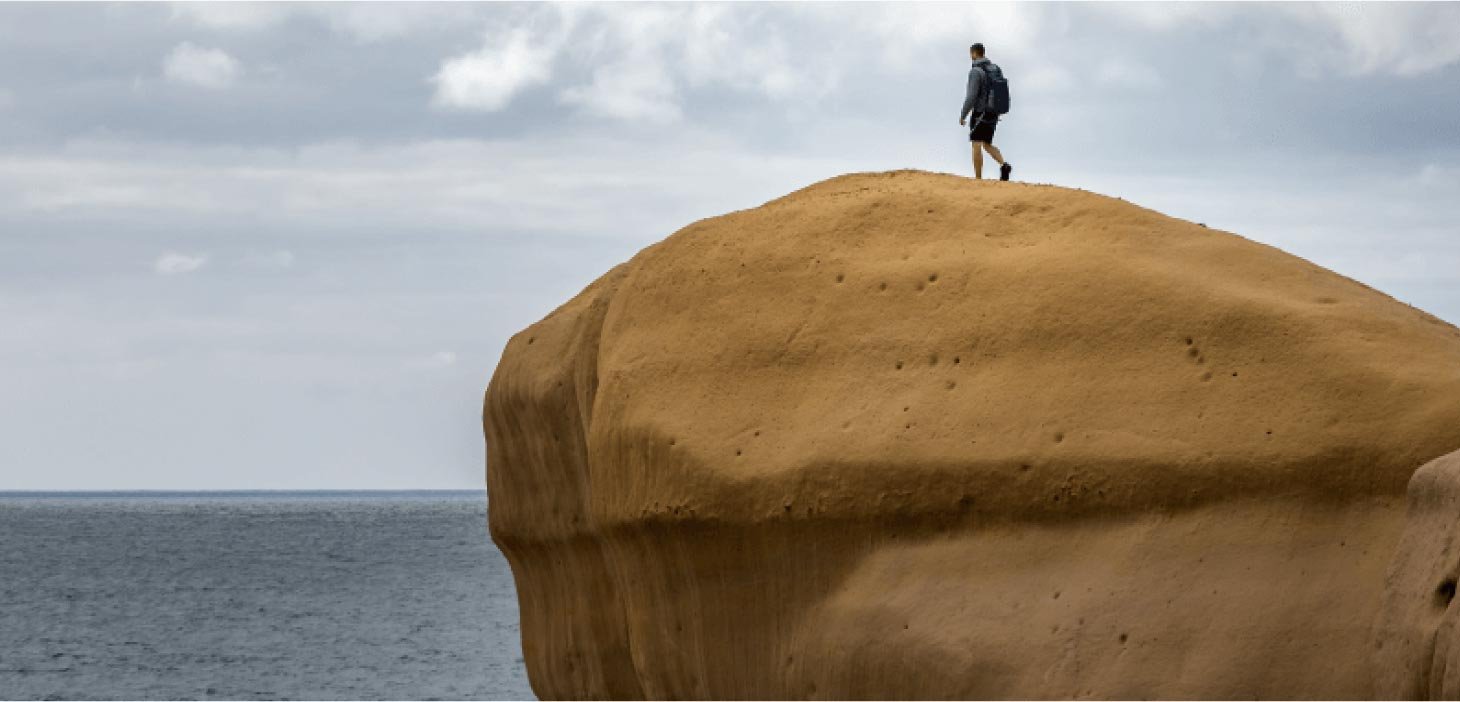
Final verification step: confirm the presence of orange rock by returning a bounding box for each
[485,170,1460,699]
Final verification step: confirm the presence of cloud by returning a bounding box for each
[0,135,860,249]
[168,2,290,31]
[431,26,557,111]
[168,2,482,43]
[432,4,840,123]
[1292,4,1460,76]
[1095,57,1164,91]
[559,56,681,123]
[1104,3,1460,78]
[163,42,241,89]
[154,251,208,275]
[324,4,483,43]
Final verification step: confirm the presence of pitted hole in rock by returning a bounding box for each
[895,360,904,370]
[946,381,957,390]
[916,282,926,292]
[1184,337,1193,346]
[879,282,888,292]
[1436,578,1458,609]
[928,273,938,283]
[929,353,939,365]
[1187,347,1199,359]
[1054,432,1065,444]
[527,337,536,345]
[735,449,742,457]
[1119,633,1129,644]
[953,356,961,365]
[836,273,845,283]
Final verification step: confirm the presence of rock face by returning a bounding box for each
[484,170,1460,699]
[1376,448,1460,699]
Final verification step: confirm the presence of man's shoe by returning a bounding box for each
[1000,163,1013,182]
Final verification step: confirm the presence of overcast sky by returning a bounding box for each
[2,2,1458,489]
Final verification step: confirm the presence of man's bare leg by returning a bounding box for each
[971,142,984,179]
[984,143,1005,166]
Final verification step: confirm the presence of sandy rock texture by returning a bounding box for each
[1376,448,1460,699]
[484,170,1460,699]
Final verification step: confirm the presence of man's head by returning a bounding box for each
[970,43,985,60]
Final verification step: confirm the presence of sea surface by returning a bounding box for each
[0,491,534,700]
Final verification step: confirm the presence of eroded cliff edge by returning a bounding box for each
[484,170,1460,699]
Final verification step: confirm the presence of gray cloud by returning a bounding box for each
[0,2,1457,489]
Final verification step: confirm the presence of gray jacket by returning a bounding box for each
[961,58,992,122]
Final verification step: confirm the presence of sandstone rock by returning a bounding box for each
[484,170,1460,699]
[1375,448,1460,699]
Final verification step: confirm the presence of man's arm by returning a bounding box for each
[960,68,982,124]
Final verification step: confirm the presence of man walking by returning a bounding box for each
[959,43,1012,181]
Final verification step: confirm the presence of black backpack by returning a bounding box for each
[978,62,1011,115]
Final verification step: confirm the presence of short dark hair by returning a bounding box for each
[970,43,985,55]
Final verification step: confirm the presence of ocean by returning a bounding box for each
[0,491,534,700]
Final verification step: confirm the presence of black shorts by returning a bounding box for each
[969,113,998,143]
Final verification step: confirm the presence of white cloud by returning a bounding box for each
[168,2,290,31]
[154,251,208,275]
[163,42,241,90]
[0,134,863,245]
[1103,4,1234,32]
[324,4,480,43]
[433,4,844,123]
[559,57,682,123]
[678,5,808,101]
[1292,4,1460,76]
[1104,3,1460,78]
[431,27,558,111]
[169,3,482,43]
